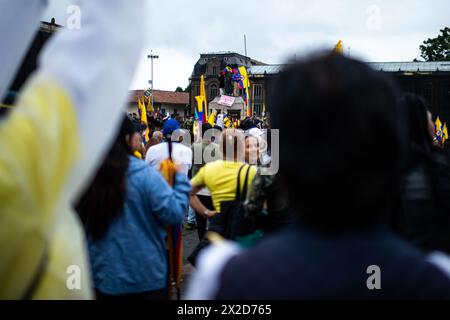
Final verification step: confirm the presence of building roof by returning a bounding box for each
[248,65,283,75]
[130,90,189,105]
[199,51,266,65]
[248,61,450,75]
[369,61,450,72]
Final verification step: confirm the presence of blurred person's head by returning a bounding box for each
[245,135,260,165]
[219,129,245,162]
[124,118,145,154]
[271,53,403,231]
[152,130,163,143]
[400,94,435,166]
[145,137,161,151]
[201,123,213,141]
[163,118,180,139]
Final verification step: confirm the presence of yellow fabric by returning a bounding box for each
[334,40,344,54]
[147,97,154,113]
[224,117,231,128]
[0,75,93,299]
[191,160,257,212]
[238,66,249,89]
[134,151,143,159]
[195,95,205,113]
[238,67,251,117]
[200,75,207,119]
[138,98,149,141]
[444,123,449,141]
[436,117,442,130]
[208,110,216,127]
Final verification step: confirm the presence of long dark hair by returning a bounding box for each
[75,117,134,241]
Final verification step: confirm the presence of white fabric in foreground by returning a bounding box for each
[0,0,48,98]
[186,241,241,300]
[427,251,450,280]
[38,0,147,205]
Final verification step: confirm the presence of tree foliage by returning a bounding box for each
[420,27,450,61]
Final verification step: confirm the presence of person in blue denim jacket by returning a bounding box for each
[76,116,191,300]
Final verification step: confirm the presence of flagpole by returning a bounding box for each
[148,50,159,110]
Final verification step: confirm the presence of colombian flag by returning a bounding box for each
[195,95,207,123]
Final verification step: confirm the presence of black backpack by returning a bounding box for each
[212,164,254,239]
[188,164,255,266]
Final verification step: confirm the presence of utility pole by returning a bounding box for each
[147,50,159,108]
[244,34,247,57]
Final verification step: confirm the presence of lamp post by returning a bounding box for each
[147,50,159,108]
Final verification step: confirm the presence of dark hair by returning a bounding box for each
[202,123,213,139]
[75,117,131,241]
[271,53,404,231]
[121,116,142,155]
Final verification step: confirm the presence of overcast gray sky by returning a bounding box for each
[42,0,450,91]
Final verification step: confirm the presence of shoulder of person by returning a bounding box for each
[147,142,165,154]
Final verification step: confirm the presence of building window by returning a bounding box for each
[254,104,262,116]
[210,84,218,100]
[212,66,218,75]
[254,84,263,101]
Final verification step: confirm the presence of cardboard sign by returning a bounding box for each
[218,95,236,107]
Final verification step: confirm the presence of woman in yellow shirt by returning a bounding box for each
[190,129,257,223]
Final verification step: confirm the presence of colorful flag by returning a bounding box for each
[194,107,199,120]
[238,66,251,117]
[195,95,206,123]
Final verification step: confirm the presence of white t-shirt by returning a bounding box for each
[145,142,193,175]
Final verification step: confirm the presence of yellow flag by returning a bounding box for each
[147,97,154,113]
[334,40,344,54]
[195,95,204,113]
[200,75,208,118]
[238,66,249,88]
[444,123,449,142]
[436,116,443,135]
[208,110,216,127]
[138,97,149,142]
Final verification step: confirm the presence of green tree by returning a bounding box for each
[419,27,450,61]
[175,86,184,92]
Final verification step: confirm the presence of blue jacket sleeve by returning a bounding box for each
[145,170,192,226]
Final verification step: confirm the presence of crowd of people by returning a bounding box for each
[3,0,450,301]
